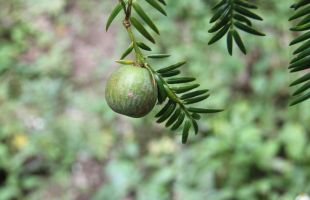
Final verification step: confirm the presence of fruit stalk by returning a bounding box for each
[120,0,146,66]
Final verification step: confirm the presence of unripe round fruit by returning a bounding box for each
[105,65,158,118]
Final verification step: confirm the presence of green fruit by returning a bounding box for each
[105,65,158,118]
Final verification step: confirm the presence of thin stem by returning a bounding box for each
[119,0,127,12]
[160,74,195,122]
[146,65,195,122]
[127,26,145,65]
[121,0,146,66]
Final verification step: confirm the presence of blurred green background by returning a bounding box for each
[0,0,309,200]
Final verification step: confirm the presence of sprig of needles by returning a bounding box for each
[106,0,222,143]
[288,0,310,106]
[208,0,265,55]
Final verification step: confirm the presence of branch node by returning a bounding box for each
[123,20,131,29]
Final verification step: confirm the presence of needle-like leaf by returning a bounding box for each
[106,3,123,31]
[145,0,167,16]
[130,17,155,43]
[182,120,191,144]
[133,2,160,34]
